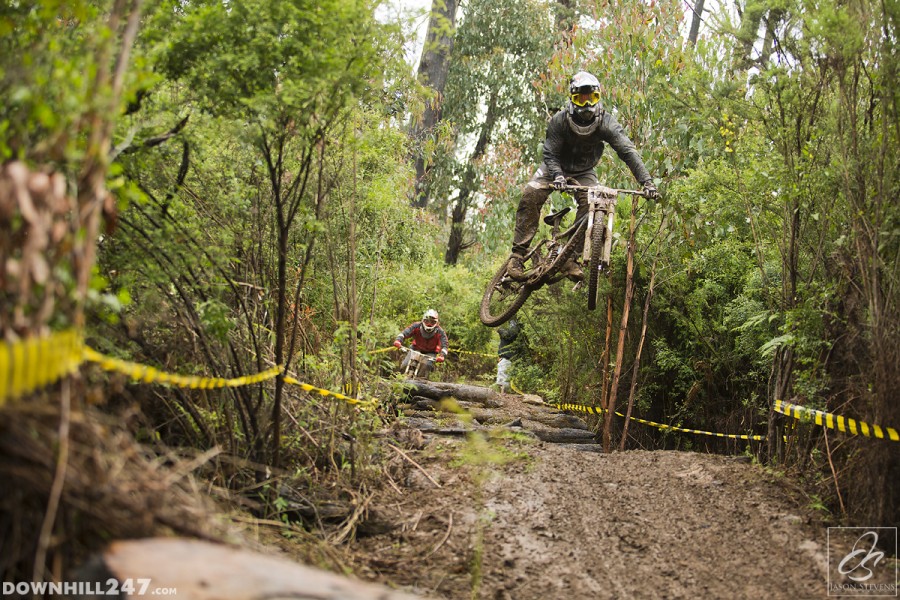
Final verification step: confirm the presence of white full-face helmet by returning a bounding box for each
[567,71,602,125]
[422,309,439,332]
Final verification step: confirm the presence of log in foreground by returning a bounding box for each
[80,537,426,599]
[402,380,499,405]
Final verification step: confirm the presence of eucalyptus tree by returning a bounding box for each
[744,0,900,534]
[431,0,556,265]
[640,0,899,533]
[410,0,460,209]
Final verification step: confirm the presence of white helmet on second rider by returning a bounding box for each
[422,309,439,332]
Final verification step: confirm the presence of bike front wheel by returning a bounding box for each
[587,220,606,311]
[480,258,533,327]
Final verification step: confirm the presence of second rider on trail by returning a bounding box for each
[393,309,449,380]
[507,71,658,281]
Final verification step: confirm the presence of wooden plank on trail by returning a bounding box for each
[91,538,426,599]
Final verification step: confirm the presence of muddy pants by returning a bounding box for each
[511,166,598,257]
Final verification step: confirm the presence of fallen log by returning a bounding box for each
[401,380,499,405]
[529,427,598,444]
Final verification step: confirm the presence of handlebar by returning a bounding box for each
[397,346,436,362]
[537,183,647,197]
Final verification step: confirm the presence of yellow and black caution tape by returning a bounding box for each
[0,329,84,404]
[0,331,375,412]
[83,347,281,389]
[449,347,495,359]
[283,376,376,409]
[775,399,899,442]
[555,403,765,441]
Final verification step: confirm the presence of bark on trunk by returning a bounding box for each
[602,203,638,451]
[445,90,498,264]
[87,538,422,600]
[688,0,705,45]
[409,0,459,209]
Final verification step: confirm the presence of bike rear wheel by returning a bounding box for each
[587,220,606,311]
[480,257,533,327]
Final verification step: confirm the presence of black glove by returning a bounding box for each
[551,175,567,191]
[642,181,659,200]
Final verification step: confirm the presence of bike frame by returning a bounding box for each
[399,347,435,379]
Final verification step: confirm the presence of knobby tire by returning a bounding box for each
[587,220,606,311]
[480,258,532,327]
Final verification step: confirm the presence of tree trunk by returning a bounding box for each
[620,236,662,451]
[91,538,423,600]
[348,121,359,397]
[602,202,638,451]
[445,90,498,264]
[597,295,613,413]
[410,0,459,209]
[688,0,705,45]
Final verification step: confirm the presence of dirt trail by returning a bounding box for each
[349,391,840,599]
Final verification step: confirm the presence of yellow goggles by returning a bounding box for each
[570,91,600,107]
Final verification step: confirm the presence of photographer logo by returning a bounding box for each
[828,527,897,597]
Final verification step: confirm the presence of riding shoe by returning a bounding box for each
[507,254,527,281]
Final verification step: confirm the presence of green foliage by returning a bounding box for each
[146,0,392,130]
[10,0,899,531]
[426,0,557,249]
[0,1,143,164]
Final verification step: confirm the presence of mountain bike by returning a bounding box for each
[480,183,647,327]
[398,346,436,380]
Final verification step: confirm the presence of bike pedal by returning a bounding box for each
[571,281,583,292]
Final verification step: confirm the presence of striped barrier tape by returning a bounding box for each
[555,403,765,441]
[283,376,377,409]
[0,329,378,413]
[449,347,496,359]
[0,330,84,404]
[87,349,375,409]
[775,399,899,442]
[83,347,282,388]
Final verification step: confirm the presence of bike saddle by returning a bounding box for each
[543,206,571,226]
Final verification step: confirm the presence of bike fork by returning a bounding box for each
[581,194,616,266]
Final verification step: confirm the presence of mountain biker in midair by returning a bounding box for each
[507,71,659,281]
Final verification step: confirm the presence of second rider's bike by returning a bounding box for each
[480,183,648,327]
[398,346,436,380]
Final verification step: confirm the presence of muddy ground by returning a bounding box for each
[339,391,866,600]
